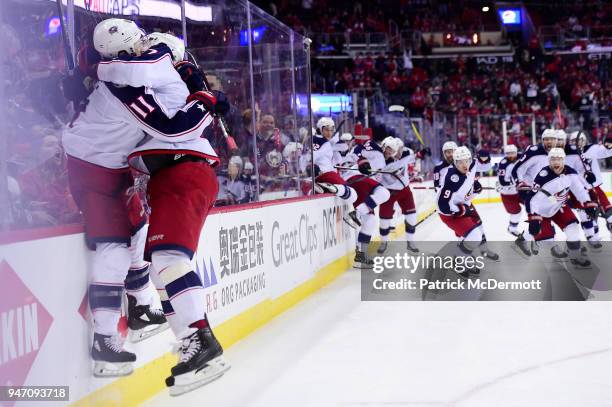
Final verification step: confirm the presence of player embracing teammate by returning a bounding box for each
[64,19,229,394]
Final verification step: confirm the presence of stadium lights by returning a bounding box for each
[482,6,490,12]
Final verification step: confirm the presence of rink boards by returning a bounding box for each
[0,186,436,406]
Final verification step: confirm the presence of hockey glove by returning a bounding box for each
[477,150,491,164]
[187,90,230,116]
[176,61,206,94]
[584,171,596,185]
[453,204,467,217]
[583,201,599,219]
[358,160,372,175]
[528,214,542,236]
[473,179,483,194]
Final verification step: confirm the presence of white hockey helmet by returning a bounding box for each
[283,142,304,159]
[555,129,567,142]
[93,18,145,59]
[541,128,557,140]
[316,117,335,133]
[381,136,400,154]
[569,131,579,143]
[143,32,186,64]
[244,161,254,172]
[504,144,518,155]
[453,146,472,162]
[548,147,566,160]
[442,141,458,152]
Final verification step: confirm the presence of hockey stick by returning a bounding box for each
[56,0,75,71]
[184,50,237,151]
[409,185,496,190]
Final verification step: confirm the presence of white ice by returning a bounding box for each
[145,203,612,407]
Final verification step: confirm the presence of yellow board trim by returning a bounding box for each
[73,207,436,407]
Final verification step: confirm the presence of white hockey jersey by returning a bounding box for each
[530,166,590,218]
[95,44,219,174]
[511,144,548,185]
[579,143,612,188]
[434,154,491,191]
[338,140,386,182]
[380,148,415,190]
[312,134,339,174]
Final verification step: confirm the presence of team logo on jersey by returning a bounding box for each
[539,169,548,177]
[530,146,538,151]
[450,174,459,183]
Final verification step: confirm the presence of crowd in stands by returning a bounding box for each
[1,0,610,231]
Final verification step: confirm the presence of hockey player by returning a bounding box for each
[93,27,231,393]
[433,141,457,191]
[571,131,612,236]
[510,129,558,213]
[339,134,391,268]
[497,144,523,236]
[554,129,599,247]
[437,147,499,265]
[311,117,360,228]
[377,137,418,254]
[241,161,257,203]
[65,20,228,388]
[514,148,598,266]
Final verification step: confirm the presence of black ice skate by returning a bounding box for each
[569,250,591,268]
[406,241,419,253]
[165,327,230,396]
[127,294,169,342]
[513,234,531,258]
[91,333,136,377]
[343,210,361,229]
[550,244,568,258]
[354,250,374,269]
[587,237,603,250]
[377,241,388,254]
[315,182,338,194]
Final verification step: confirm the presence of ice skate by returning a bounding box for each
[315,182,338,194]
[587,237,602,251]
[570,250,591,268]
[513,234,531,258]
[91,333,136,377]
[354,250,374,269]
[127,294,169,342]
[406,241,419,253]
[530,240,540,255]
[166,327,230,396]
[377,241,388,254]
[550,244,568,259]
[343,210,361,229]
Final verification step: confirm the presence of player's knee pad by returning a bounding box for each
[404,212,417,226]
[563,222,581,242]
[360,213,377,237]
[463,226,483,243]
[509,213,522,224]
[379,218,391,235]
[92,242,131,283]
[372,186,391,206]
